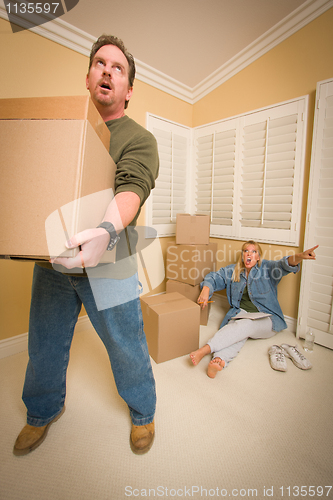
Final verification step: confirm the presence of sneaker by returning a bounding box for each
[281,344,312,370]
[268,345,287,372]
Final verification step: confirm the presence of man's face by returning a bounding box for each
[86,44,133,116]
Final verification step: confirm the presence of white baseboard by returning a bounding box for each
[213,293,296,334]
[0,332,29,360]
[0,299,296,360]
[284,316,297,334]
[0,315,92,360]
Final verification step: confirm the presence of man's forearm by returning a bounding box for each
[102,191,141,232]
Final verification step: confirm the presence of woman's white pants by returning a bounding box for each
[207,311,275,366]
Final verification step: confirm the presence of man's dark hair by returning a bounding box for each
[89,35,136,109]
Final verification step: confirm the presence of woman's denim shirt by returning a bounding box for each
[201,256,300,332]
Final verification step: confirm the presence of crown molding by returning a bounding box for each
[1,0,332,104]
[192,0,333,102]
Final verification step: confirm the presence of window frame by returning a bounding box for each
[146,113,192,237]
[146,95,309,247]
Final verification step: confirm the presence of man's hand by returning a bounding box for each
[49,192,140,270]
[50,228,110,269]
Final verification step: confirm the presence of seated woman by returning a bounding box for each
[190,240,318,378]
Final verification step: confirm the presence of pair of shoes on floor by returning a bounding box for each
[268,344,312,372]
[130,421,155,455]
[13,405,66,456]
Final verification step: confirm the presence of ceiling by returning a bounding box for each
[1,0,331,99]
[60,0,309,88]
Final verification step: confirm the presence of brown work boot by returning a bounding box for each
[130,421,155,455]
[13,406,65,456]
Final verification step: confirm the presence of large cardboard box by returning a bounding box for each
[166,280,211,326]
[166,242,217,286]
[176,214,210,245]
[140,292,200,363]
[0,96,116,260]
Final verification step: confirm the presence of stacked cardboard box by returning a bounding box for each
[166,214,216,325]
[175,213,210,245]
[141,292,200,363]
[141,214,215,363]
[165,279,211,325]
[0,96,116,261]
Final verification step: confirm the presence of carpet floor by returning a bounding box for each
[0,301,332,500]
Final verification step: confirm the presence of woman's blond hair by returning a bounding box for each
[232,240,263,282]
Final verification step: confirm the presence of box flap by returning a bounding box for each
[0,96,110,150]
[141,292,199,313]
[0,95,90,119]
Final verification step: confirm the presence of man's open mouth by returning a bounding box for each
[100,82,111,90]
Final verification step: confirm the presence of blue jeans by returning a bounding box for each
[22,264,156,427]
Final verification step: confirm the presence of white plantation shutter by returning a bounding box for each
[147,97,308,245]
[239,99,307,244]
[194,119,238,237]
[193,97,307,244]
[152,127,172,225]
[195,134,213,216]
[172,134,188,216]
[297,79,333,349]
[146,115,191,236]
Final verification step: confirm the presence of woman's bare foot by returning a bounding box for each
[207,357,225,378]
[190,344,211,366]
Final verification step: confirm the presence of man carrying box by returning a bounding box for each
[13,35,159,456]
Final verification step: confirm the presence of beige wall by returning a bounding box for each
[193,8,333,126]
[193,7,333,320]
[1,7,332,340]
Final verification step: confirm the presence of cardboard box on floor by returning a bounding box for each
[166,241,217,286]
[166,279,211,326]
[141,292,200,363]
[176,213,210,245]
[0,96,116,261]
